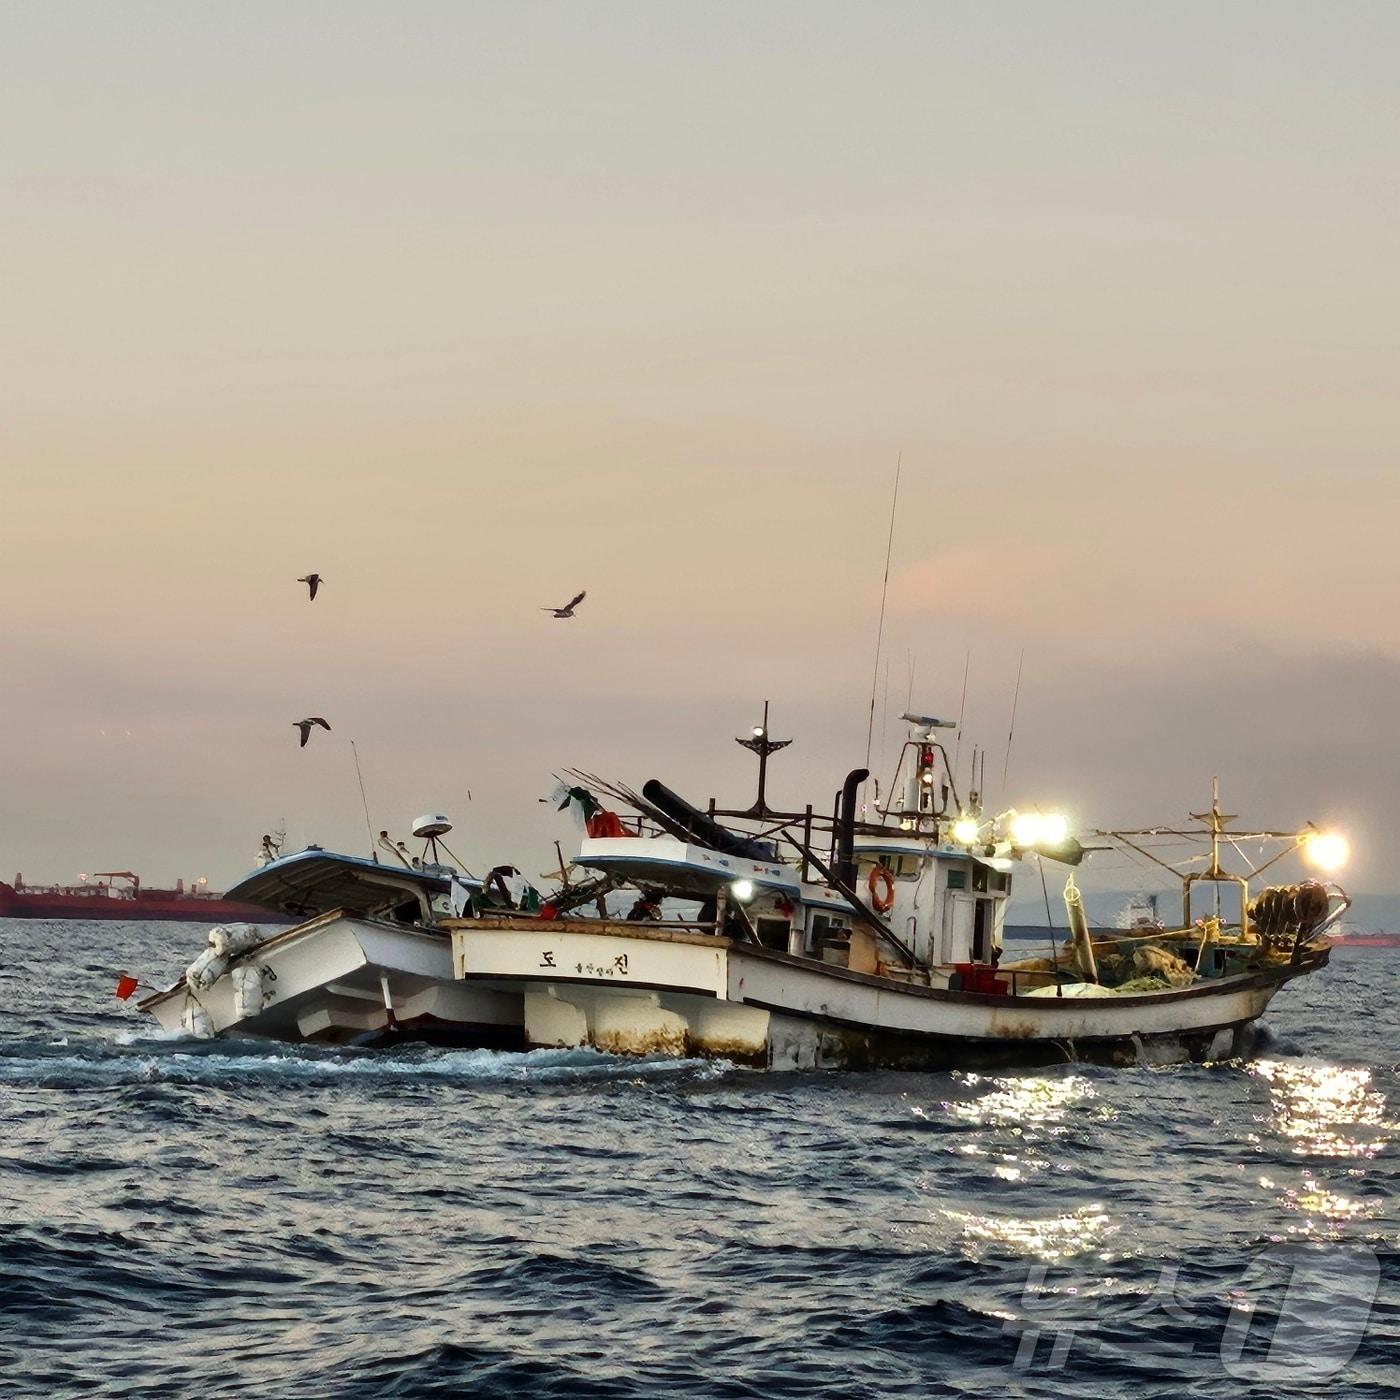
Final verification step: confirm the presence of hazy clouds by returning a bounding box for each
[2,2,1396,900]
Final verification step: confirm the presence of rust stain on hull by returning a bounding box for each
[592,1024,688,1059]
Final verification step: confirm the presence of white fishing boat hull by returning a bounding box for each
[139,908,1323,1068]
[140,911,522,1046]
[448,919,1324,1069]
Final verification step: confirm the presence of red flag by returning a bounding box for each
[115,975,140,1000]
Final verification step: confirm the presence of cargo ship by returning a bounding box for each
[1326,929,1400,948]
[0,870,285,923]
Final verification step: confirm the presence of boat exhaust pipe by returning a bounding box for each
[833,768,869,891]
[1063,875,1098,983]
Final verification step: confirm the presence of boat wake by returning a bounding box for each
[0,1039,734,1089]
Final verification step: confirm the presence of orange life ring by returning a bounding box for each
[868,863,896,914]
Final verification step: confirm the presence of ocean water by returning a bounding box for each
[0,920,1395,1399]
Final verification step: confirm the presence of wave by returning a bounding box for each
[0,1042,734,1089]
[300,1340,650,1400]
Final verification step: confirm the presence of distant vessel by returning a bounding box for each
[1115,892,1165,932]
[0,870,284,923]
[1327,929,1400,948]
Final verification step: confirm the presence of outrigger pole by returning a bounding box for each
[1095,780,1344,937]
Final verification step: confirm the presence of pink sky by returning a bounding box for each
[3,3,1397,901]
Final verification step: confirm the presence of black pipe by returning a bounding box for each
[641,780,775,860]
[833,768,869,890]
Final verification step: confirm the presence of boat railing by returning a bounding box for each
[475,908,725,936]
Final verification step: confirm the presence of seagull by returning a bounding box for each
[293,717,332,747]
[541,590,586,619]
[297,573,323,601]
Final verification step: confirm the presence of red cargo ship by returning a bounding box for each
[0,870,284,923]
[1327,930,1400,947]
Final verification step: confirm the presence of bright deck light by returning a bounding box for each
[1009,811,1069,848]
[1303,831,1349,873]
[952,816,981,845]
[730,878,756,902]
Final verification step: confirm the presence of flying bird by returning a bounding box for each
[293,717,332,747]
[541,590,586,619]
[297,573,323,601]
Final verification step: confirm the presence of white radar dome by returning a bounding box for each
[411,813,454,839]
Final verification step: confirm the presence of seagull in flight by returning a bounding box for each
[293,717,332,747]
[541,590,586,619]
[297,573,323,601]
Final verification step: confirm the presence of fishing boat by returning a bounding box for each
[135,817,549,1044]
[442,716,1349,1069]
[135,717,1349,1066]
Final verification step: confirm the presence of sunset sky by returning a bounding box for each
[3,3,1397,914]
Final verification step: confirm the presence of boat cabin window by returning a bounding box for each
[969,864,1009,894]
[755,916,790,951]
[946,868,968,891]
[808,912,849,953]
[859,854,920,880]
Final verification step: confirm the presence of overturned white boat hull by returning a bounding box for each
[140,911,521,1046]
[449,919,1323,1070]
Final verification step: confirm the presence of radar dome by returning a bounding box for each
[411,813,453,839]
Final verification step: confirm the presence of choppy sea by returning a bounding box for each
[0,919,1395,1399]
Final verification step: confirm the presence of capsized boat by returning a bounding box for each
[442,717,1348,1069]
[136,816,554,1044]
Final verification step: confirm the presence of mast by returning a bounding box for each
[736,701,792,817]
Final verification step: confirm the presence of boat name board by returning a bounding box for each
[452,927,728,998]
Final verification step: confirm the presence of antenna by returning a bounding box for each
[1000,648,1025,796]
[350,740,376,858]
[879,655,892,781]
[953,647,971,788]
[863,452,902,777]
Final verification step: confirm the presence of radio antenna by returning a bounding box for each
[879,654,892,781]
[953,647,971,786]
[1000,648,1025,796]
[863,452,902,777]
[350,740,376,858]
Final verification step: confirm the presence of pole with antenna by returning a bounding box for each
[953,647,971,793]
[350,740,377,859]
[879,655,892,782]
[863,452,902,783]
[1000,648,1025,798]
[737,700,791,816]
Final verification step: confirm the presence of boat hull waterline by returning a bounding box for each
[141,913,1324,1069]
[449,920,1316,1069]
